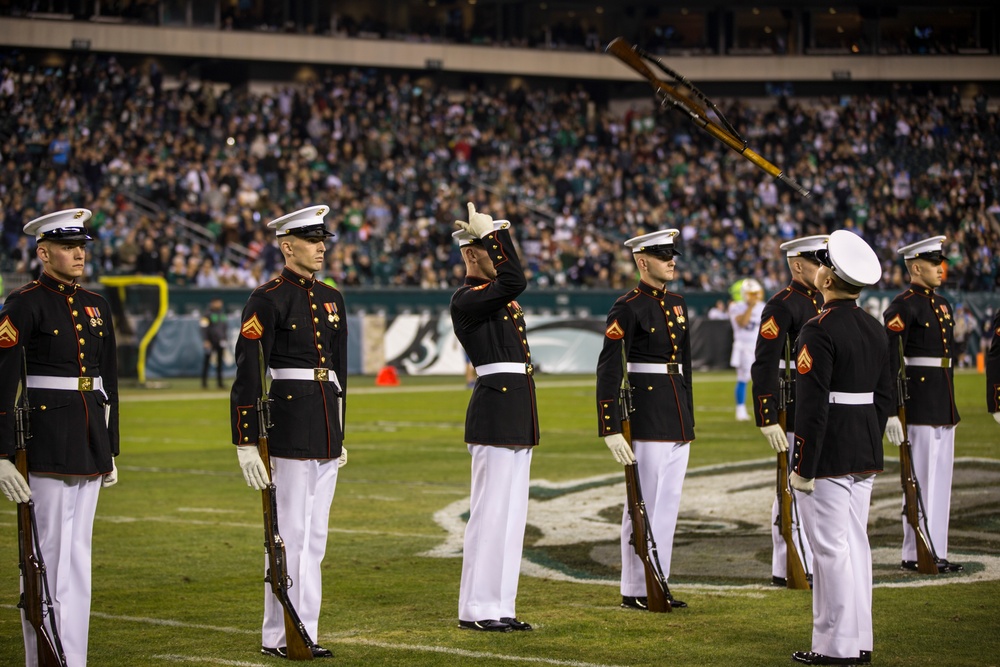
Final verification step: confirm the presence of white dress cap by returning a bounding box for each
[623,229,681,255]
[452,220,511,246]
[897,235,947,260]
[23,208,93,241]
[779,234,829,257]
[826,230,881,287]
[266,205,335,239]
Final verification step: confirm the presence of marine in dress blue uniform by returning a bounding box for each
[751,235,827,587]
[881,235,963,573]
[596,229,693,610]
[0,209,119,667]
[988,309,1000,425]
[230,205,346,659]
[789,230,892,666]
[450,203,537,633]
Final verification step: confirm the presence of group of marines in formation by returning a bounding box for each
[1,204,998,666]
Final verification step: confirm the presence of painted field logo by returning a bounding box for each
[424,458,1000,590]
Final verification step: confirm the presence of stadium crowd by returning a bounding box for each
[1,51,998,302]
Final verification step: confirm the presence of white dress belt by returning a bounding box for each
[626,362,683,375]
[27,375,104,393]
[270,367,342,393]
[475,362,527,376]
[904,356,951,368]
[828,391,874,405]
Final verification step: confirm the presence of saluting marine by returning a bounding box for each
[882,236,963,574]
[596,229,692,611]
[0,208,120,667]
[230,205,346,659]
[751,235,827,588]
[450,202,538,633]
[789,230,892,666]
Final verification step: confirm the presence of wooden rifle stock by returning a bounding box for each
[605,37,809,198]
[618,343,672,612]
[14,351,67,667]
[776,336,810,590]
[256,343,316,660]
[621,422,671,613]
[895,345,938,575]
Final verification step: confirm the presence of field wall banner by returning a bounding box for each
[135,314,733,379]
[383,314,733,376]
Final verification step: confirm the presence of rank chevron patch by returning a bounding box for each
[759,316,780,340]
[0,316,18,348]
[241,313,263,340]
[887,314,905,332]
[797,344,813,374]
[605,320,624,340]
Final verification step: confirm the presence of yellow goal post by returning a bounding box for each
[98,275,169,386]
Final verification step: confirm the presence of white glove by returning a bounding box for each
[604,433,635,466]
[102,459,119,488]
[0,459,31,503]
[993,412,1000,425]
[760,424,788,453]
[237,446,269,491]
[338,447,348,468]
[885,416,904,446]
[788,471,815,493]
[454,202,494,239]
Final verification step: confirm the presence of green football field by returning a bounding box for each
[2,371,997,667]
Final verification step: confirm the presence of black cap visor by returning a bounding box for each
[38,227,93,242]
[639,244,680,260]
[913,251,944,265]
[286,224,336,240]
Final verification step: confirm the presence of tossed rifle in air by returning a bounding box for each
[776,335,810,590]
[618,343,673,613]
[256,342,317,660]
[895,339,939,575]
[605,37,810,199]
[15,349,67,667]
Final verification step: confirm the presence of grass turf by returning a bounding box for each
[1,370,997,666]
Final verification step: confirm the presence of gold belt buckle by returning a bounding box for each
[78,376,93,391]
[940,359,951,368]
[526,364,534,376]
[665,363,681,375]
[313,368,329,382]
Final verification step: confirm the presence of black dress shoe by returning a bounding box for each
[499,617,533,631]
[901,559,964,573]
[791,650,858,665]
[620,596,648,610]
[857,650,871,664]
[311,645,334,658]
[261,645,287,659]
[669,598,687,608]
[936,559,964,572]
[772,576,787,587]
[459,619,512,632]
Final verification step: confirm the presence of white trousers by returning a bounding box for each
[458,444,532,622]
[901,424,955,561]
[620,440,689,596]
[22,474,101,667]
[799,474,874,659]
[262,457,339,649]
[771,432,814,579]
[730,342,754,382]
